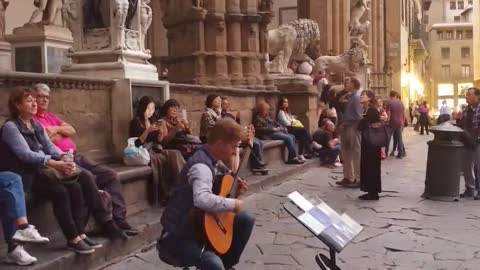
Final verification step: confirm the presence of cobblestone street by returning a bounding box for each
[101,129,480,270]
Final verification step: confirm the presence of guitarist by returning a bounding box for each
[158,118,255,270]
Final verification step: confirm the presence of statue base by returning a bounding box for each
[0,41,12,71]
[272,74,318,133]
[5,24,73,73]
[62,50,158,81]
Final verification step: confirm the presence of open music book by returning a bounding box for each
[284,191,363,253]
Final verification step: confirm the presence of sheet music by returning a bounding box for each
[285,191,364,253]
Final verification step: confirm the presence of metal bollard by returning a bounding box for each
[423,122,464,201]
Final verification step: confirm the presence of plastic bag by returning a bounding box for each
[123,137,150,166]
[293,120,305,128]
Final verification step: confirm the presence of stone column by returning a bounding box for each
[0,0,11,71]
[241,0,261,87]
[226,0,244,86]
[204,0,229,85]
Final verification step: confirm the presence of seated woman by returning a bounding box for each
[160,99,201,159]
[277,97,321,159]
[1,172,49,266]
[0,88,125,255]
[221,96,268,174]
[253,101,304,165]
[200,94,222,143]
[129,96,185,204]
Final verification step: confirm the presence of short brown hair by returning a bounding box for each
[207,118,246,144]
[8,87,35,117]
[351,77,361,90]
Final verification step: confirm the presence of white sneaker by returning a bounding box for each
[5,245,37,266]
[298,155,307,162]
[311,142,323,150]
[334,162,343,167]
[12,225,50,243]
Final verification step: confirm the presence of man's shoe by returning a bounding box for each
[389,151,395,157]
[116,222,140,236]
[103,221,129,240]
[5,245,37,266]
[461,189,476,198]
[311,142,322,150]
[287,157,304,164]
[67,240,95,255]
[335,178,352,186]
[83,237,103,248]
[12,225,50,243]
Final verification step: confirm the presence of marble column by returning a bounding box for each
[226,0,244,86]
[0,0,11,71]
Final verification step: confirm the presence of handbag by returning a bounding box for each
[363,122,389,147]
[124,137,151,166]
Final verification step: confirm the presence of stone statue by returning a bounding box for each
[140,0,152,53]
[83,0,105,29]
[350,21,370,49]
[125,0,138,29]
[312,47,368,77]
[350,0,370,30]
[192,0,203,8]
[62,0,77,43]
[259,0,273,12]
[113,0,129,50]
[268,19,320,73]
[0,0,9,38]
[28,0,63,25]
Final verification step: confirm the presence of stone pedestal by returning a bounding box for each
[0,41,11,71]
[272,74,318,133]
[5,24,72,73]
[61,0,158,80]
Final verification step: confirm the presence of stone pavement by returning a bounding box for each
[100,129,480,270]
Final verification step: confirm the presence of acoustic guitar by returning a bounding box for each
[203,125,254,255]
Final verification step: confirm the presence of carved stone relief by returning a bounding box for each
[28,0,63,25]
[84,29,111,50]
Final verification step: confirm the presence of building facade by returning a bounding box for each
[427,0,474,110]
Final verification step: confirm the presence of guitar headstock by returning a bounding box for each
[245,125,255,146]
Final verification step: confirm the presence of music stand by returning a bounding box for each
[283,191,363,270]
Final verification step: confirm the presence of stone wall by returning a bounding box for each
[0,72,115,159]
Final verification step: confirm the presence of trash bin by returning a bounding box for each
[423,122,464,201]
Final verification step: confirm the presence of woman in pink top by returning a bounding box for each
[418,101,430,135]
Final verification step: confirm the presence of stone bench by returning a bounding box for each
[0,163,153,247]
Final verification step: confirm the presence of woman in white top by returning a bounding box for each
[277,97,321,160]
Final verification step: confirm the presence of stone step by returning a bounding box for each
[0,208,163,270]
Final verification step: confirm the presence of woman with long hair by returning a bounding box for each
[277,97,321,160]
[160,99,201,159]
[358,90,382,200]
[129,96,185,204]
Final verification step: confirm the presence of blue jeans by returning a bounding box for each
[319,145,341,164]
[157,211,255,270]
[386,126,405,155]
[270,132,297,160]
[250,138,265,168]
[0,172,27,243]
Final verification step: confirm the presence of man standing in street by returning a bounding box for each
[438,100,451,124]
[336,77,363,187]
[386,91,406,158]
[457,88,480,198]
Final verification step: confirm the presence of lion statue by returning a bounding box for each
[268,19,320,73]
[312,46,368,77]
